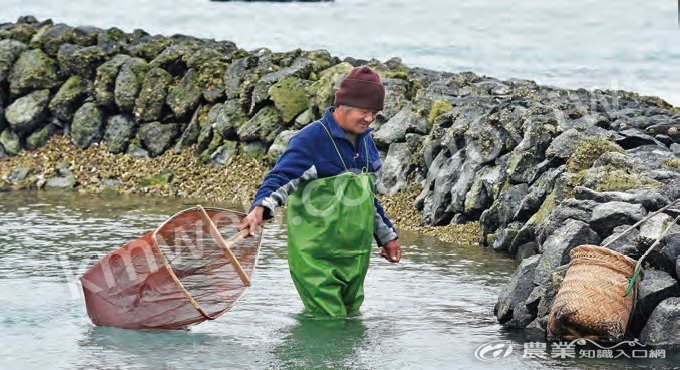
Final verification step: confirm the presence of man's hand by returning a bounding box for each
[239,206,265,236]
[380,239,401,263]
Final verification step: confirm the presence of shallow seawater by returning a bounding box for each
[0,190,677,369]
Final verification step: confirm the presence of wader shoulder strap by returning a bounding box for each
[317,121,370,172]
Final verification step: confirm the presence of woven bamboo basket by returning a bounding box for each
[548,244,643,342]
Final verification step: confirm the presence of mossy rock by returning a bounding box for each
[72,25,101,47]
[7,24,36,44]
[56,44,107,80]
[565,138,625,173]
[197,59,229,103]
[49,75,88,121]
[5,89,50,134]
[137,121,179,157]
[45,175,78,189]
[166,68,202,119]
[174,105,204,152]
[197,131,224,164]
[573,165,663,192]
[97,27,128,55]
[114,57,149,113]
[427,99,453,124]
[269,77,311,123]
[126,36,173,61]
[149,43,200,76]
[236,106,284,144]
[0,129,21,155]
[98,27,127,44]
[104,114,138,154]
[94,54,130,107]
[70,102,104,148]
[241,141,268,161]
[133,67,173,122]
[306,62,353,114]
[0,39,29,83]
[211,100,248,139]
[8,48,60,97]
[208,141,239,167]
[137,168,173,188]
[187,48,230,70]
[527,190,557,225]
[36,24,76,56]
[660,158,680,170]
[594,169,662,192]
[26,124,58,151]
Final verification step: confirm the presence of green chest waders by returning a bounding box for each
[287,124,375,317]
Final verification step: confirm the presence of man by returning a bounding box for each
[239,66,402,317]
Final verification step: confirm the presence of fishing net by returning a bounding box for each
[80,206,262,330]
[548,245,642,342]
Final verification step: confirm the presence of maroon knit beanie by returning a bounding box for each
[334,66,385,111]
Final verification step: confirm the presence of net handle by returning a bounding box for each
[197,205,252,287]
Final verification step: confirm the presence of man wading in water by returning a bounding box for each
[239,66,402,317]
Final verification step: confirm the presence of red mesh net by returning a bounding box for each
[80,206,262,330]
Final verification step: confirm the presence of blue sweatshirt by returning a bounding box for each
[250,106,399,246]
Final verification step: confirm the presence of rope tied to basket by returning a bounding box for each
[623,214,680,297]
[548,198,679,342]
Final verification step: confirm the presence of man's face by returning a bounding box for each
[337,106,380,135]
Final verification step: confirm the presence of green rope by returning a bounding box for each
[622,213,680,297]
[318,122,349,172]
[318,121,370,172]
[623,265,643,297]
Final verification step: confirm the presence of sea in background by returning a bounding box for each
[3,0,679,106]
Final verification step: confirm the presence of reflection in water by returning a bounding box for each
[273,315,367,370]
[77,326,215,366]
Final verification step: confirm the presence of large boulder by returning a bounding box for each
[94,54,130,107]
[0,129,20,155]
[639,297,680,349]
[495,254,541,327]
[114,57,148,113]
[166,68,202,119]
[49,75,89,122]
[629,270,680,337]
[133,67,173,122]
[56,44,106,80]
[373,103,429,149]
[26,123,59,151]
[533,219,601,286]
[0,39,29,83]
[589,201,647,238]
[236,106,283,144]
[148,43,200,76]
[104,114,138,154]
[269,77,311,124]
[70,102,104,148]
[8,48,60,97]
[137,121,179,157]
[174,105,205,153]
[5,89,50,135]
[34,23,76,56]
[210,100,248,140]
[375,135,421,195]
